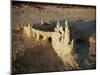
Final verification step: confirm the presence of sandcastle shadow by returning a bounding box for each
[69,20,96,69]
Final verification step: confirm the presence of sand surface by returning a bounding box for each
[12,1,96,74]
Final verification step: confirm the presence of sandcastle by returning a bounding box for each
[22,20,79,69]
